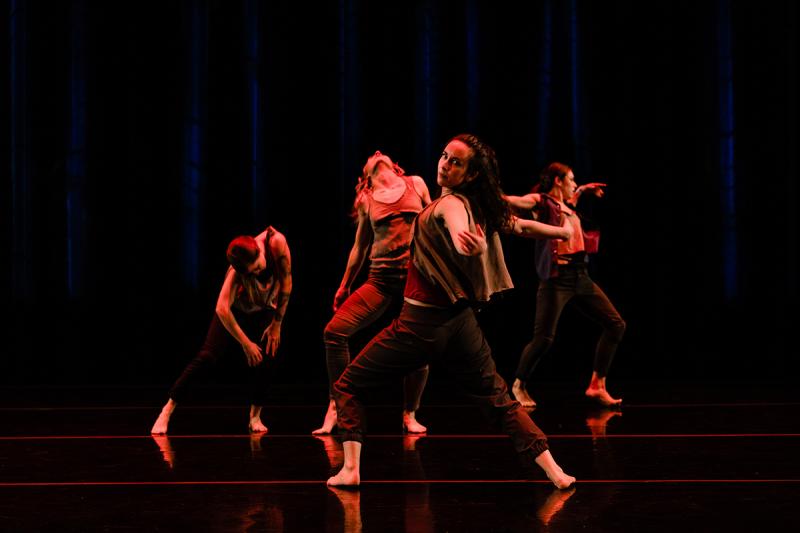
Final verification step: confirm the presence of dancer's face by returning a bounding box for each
[245,249,267,276]
[437,140,474,189]
[554,170,577,198]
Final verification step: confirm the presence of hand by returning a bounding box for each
[457,224,488,256]
[558,216,574,241]
[241,339,264,367]
[333,286,350,312]
[261,320,282,358]
[579,182,606,198]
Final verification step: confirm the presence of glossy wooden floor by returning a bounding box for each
[2,382,798,532]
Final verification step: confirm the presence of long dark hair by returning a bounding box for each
[449,133,512,234]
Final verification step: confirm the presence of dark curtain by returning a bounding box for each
[2,0,796,387]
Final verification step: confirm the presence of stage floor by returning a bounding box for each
[1,382,798,532]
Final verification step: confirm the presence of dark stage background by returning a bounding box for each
[2,1,796,397]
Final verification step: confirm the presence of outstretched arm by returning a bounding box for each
[503,192,540,212]
[333,205,373,311]
[435,195,487,256]
[262,232,292,358]
[509,216,572,241]
[569,182,606,205]
[216,269,264,367]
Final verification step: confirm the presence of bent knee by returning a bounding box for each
[323,322,350,345]
[608,318,626,340]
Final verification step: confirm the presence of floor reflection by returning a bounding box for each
[536,486,577,525]
[327,487,362,533]
[150,434,175,469]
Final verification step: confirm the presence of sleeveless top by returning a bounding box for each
[364,175,425,276]
[232,227,280,314]
[410,193,513,304]
[533,194,592,279]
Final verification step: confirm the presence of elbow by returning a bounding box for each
[215,306,231,321]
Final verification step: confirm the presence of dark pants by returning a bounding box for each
[324,274,429,412]
[515,264,626,381]
[333,302,549,459]
[169,308,273,405]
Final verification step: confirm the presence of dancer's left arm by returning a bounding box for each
[436,195,487,256]
[262,232,292,358]
[569,182,606,205]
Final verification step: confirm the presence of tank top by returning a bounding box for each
[232,227,280,314]
[364,175,424,275]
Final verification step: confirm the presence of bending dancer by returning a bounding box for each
[314,151,432,435]
[505,162,625,408]
[151,227,292,434]
[327,134,575,489]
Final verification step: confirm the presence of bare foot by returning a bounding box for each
[312,400,338,435]
[547,469,577,490]
[535,450,576,490]
[327,466,360,487]
[151,411,171,435]
[585,387,622,407]
[249,417,269,434]
[402,411,427,434]
[512,380,537,408]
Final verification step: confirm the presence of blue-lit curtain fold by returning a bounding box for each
[66,0,87,298]
[181,1,208,289]
[716,0,738,301]
[10,0,32,302]
[244,0,265,226]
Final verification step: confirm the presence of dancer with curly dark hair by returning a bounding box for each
[327,134,575,489]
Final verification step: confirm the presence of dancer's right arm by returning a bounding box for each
[333,205,373,311]
[216,269,263,366]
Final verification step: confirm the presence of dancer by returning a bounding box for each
[151,227,292,434]
[314,151,432,435]
[327,134,575,489]
[505,162,625,408]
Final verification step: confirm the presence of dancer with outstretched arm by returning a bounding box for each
[505,162,625,408]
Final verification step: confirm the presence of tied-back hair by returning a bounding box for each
[532,162,572,194]
[449,133,512,235]
[350,157,406,220]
